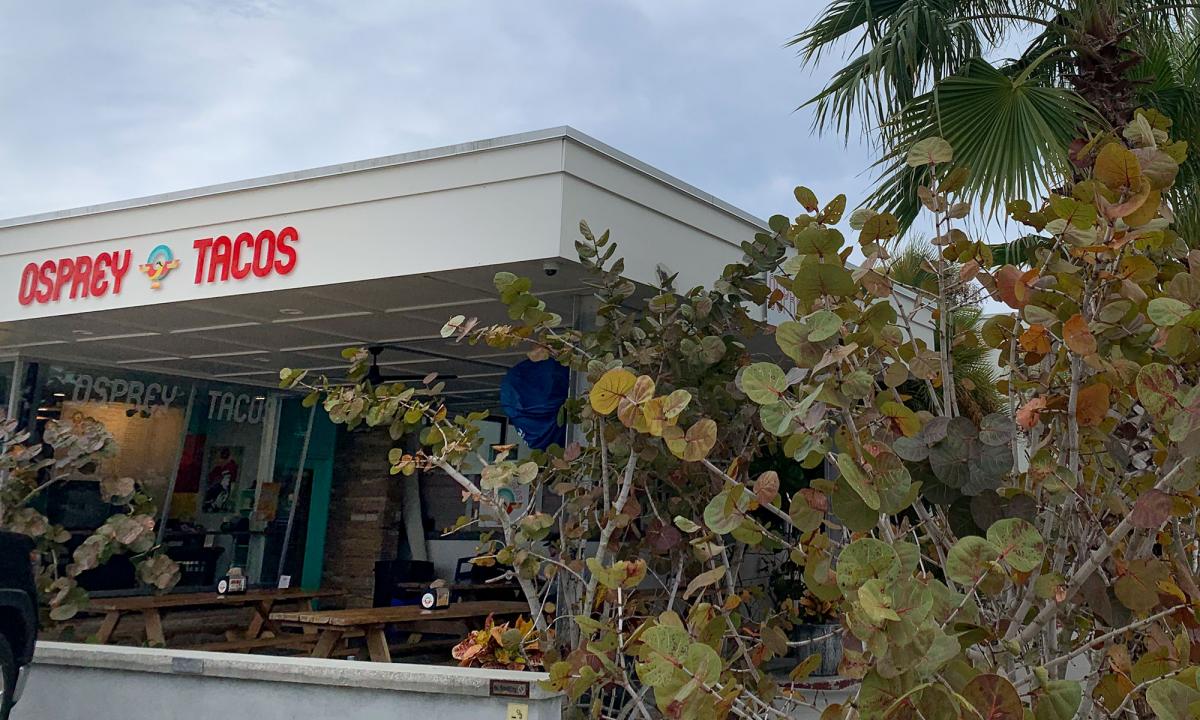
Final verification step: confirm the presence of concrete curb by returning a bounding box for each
[34,641,558,700]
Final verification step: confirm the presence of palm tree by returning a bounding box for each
[792,1,1200,238]
[888,240,1004,422]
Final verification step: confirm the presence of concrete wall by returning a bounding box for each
[17,642,563,720]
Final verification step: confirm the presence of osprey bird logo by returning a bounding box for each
[139,245,181,289]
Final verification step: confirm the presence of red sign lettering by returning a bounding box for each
[193,226,298,285]
[17,226,299,306]
[18,250,132,306]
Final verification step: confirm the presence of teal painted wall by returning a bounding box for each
[272,399,337,590]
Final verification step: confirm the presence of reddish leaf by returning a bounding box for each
[797,487,829,514]
[753,471,780,505]
[1017,397,1048,430]
[1076,382,1111,427]
[995,265,1022,308]
[1064,314,1097,356]
[1020,324,1051,355]
[962,674,1023,720]
[1131,489,1173,529]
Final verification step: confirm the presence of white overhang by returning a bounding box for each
[0,127,769,405]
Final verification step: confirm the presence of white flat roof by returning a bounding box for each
[0,126,766,231]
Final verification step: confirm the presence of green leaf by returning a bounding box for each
[775,320,811,364]
[848,207,877,230]
[739,363,788,405]
[986,517,1045,573]
[906,137,954,167]
[1137,364,1183,425]
[661,390,691,419]
[840,369,875,399]
[703,489,747,535]
[821,193,847,224]
[673,516,701,533]
[1146,679,1200,720]
[794,186,819,212]
[683,566,727,600]
[858,579,901,622]
[793,263,855,302]
[440,314,466,338]
[858,212,899,244]
[1034,679,1081,720]
[836,453,879,510]
[946,536,1000,586]
[1148,297,1192,327]
[1115,558,1168,612]
[836,538,899,595]
[831,476,878,532]
[806,310,843,342]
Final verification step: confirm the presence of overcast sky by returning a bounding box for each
[0,0,884,224]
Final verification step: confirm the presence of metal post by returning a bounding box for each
[277,403,316,582]
[156,386,197,545]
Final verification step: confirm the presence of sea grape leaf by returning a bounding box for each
[985,518,1045,573]
[1131,489,1173,529]
[836,538,900,595]
[907,137,954,167]
[962,673,1023,720]
[1033,679,1081,720]
[739,363,788,406]
[946,536,1000,586]
[1115,558,1168,613]
[1146,679,1200,720]
[590,368,636,415]
[1137,363,1183,425]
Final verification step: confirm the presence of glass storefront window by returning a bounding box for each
[34,364,192,522]
[28,359,300,592]
[0,360,16,416]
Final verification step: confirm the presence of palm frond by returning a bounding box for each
[1129,8,1200,243]
[869,59,1103,228]
[793,0,1030,138]
[886,238,940,293]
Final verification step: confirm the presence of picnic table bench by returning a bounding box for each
[87,588,344,649]
[270,600,529,663]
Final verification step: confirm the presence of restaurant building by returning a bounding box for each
[0,127,808,607]
[2,128,937,612]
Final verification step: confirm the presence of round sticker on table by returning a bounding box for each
[421,591,436,609]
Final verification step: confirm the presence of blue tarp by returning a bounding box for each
[500,359,570,450]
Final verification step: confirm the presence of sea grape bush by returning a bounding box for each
[0,415,180,622]
[285,111,1199,719]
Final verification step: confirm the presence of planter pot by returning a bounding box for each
[789,623,842,677]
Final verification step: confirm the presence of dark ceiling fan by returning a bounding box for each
[364,345,459,385]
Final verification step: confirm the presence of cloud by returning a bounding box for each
[0,1,878,224]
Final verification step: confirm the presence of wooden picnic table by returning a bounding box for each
[88,588,344,648]
[392,581,520,595]
[271,600,529,663]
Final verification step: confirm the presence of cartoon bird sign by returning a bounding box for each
[139,245,181,289]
